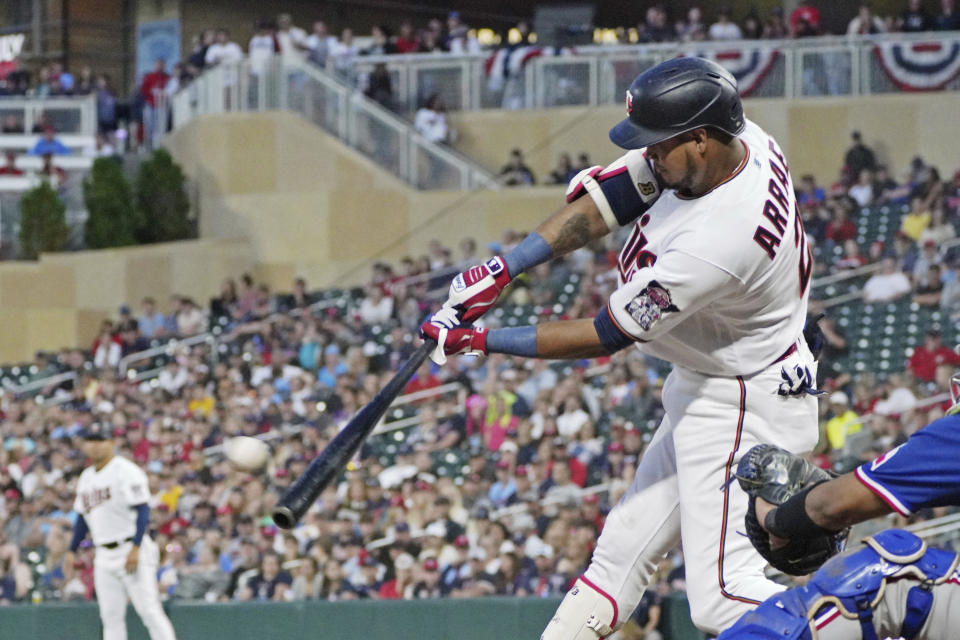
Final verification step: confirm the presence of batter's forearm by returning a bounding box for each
[486,319,611,360]
[533,198,611,258]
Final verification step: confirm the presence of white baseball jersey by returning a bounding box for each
[74,456,150,545]
[605,118,812,376]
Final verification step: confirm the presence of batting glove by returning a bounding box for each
[443,257,512,323]
[777,364,821,397]
[420,307,488,365]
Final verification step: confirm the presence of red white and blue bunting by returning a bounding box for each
[873,40,960,91]
[696,49,780,97]
[484,45,575,91]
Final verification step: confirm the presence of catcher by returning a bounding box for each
[719,404,960,639]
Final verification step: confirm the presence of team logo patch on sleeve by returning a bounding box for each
[624,281,678,331]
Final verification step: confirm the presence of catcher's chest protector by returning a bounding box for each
[717,529,959,640]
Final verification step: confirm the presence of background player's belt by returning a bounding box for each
[772,342,798,365]
[100,537,134,549]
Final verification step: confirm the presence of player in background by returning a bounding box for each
[66,422,177,640]
[421,57,820,637]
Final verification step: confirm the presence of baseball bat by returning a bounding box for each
[272,340,434,529]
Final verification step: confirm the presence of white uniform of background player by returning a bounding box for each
[421,58,820,638]
[70,423,176,640]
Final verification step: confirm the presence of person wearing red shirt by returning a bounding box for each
[140,58,170,149]
[402,361,441,398]
[0,150,23,176]
[824,206,857,244]
[789,0,821,36]
[394,21,420,53]
[908,329,960,382]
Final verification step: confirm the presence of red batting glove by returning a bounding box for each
[444,257,512,323]
[419,308,488,365]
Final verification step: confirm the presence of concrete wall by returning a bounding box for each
[449,93,960,186]
[0,238,253,362]
[164,112,564,289]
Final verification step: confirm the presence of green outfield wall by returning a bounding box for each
[2,593,705,640]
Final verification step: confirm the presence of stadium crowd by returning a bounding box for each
[0,126,958,622]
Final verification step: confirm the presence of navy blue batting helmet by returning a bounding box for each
[609,57,744,150]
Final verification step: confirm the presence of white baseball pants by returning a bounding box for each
[94,536,176,640]
[546,342,819,638]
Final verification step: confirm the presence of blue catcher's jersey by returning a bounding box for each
[855,413,960,515]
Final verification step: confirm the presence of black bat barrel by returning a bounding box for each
[272,341,434,529]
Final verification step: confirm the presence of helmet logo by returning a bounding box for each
[625,90,633,114]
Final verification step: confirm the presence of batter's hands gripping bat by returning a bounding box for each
[272,340,434,529]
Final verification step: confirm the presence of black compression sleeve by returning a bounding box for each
[764,482,840,539]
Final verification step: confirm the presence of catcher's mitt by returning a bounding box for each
[736,444,848,576]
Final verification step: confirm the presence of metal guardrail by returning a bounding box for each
[171,59,498,191]
[0,95,97,135]
[351,31,960,112]
[117,333,217,381]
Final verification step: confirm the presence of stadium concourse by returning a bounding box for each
[0,132,959,629]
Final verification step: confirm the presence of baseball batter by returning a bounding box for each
[67,422,176,640]
[421,57,819,637]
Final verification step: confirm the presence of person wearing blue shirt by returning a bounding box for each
[29,128,72,156]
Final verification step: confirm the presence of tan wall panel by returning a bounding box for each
[0,313,28,362]
[451,94,960,186]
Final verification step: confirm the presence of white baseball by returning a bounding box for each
[224,436,270,472]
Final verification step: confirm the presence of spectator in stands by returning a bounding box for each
[907,328,960,382]
[742,12,763,39]
[834,238,867,271]
[848,2,887,34]
[545,153,574,185]
[29,127,71,156]
[900,0,933,31]
[188,30,216,72]
[357,286,393,325]
[364,63,395,110]
[498,149,535,186]
[205,29,244,67]
[446,13,481,55]
[677,6,707,41]
[863,256,912,302]
[137,297,167,339]
[38,154,66,188]
[914,263,944,306]
[848,168,875,207]
[394,21,420,54]
[175,297,207,336]
[0,150,23,176]
[789,0,822,36]
[639,5,675,43]
[276,13,308,63]
[798,174,826,209]
[824,201,857,245]
[328,29,359,79]
[872,164,906,204]
[0,543,32,602]
[825,391,862,452]
[936,0,960,29]
[380,553,415,599]
[708,6,743,40]
[913,239,943,281]
[95,75,117,135]
[411,557,442,598]
[91,320,122,369]
[893,231,919,272]
[362,25,394,56]
[140,58,170,150]
[921,202,956,245]
[240,551,292,601]
[248,20,278,75]
[844,131,877,180]
[82,132,116,159]
[414,94,452,144]
[762,6,789,38]
[914,166,944,213]
[1,115,24,134]
[306,21,335,67]
[901,196,932,241]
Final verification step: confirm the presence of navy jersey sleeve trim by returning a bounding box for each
[595,305,638,353]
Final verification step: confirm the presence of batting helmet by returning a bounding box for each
[609,57,745,150]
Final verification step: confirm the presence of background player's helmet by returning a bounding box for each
[609,56,745,150]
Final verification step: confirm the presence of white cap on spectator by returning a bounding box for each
[499,441,518,454]
[499,540,517,555]
[394,553,415,570]
[829,391,849,406]
[468,547,487,561]
[425,521,447,538]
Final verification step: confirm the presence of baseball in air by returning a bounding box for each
[224,436,270,471]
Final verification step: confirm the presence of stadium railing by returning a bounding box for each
[170,59,498,191]
[350,30,960,112]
